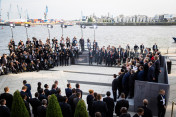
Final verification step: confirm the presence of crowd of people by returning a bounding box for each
[0,36,86,75]
[0,80,166,117]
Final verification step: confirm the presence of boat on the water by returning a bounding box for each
[173,37,176,42]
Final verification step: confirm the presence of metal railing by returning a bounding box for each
[171,101,175,117]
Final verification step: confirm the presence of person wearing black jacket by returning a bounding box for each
[92,94,108,117]
[0,99,10,117]
[22,94,31,116]
[147,62,155,82]
[38,89,47,102]
[128,70,135,98]
[0,87,13,110]
[65,83,72,98]
[37,99,47,117]
[75,83,82,98]
[112,74,118,101]
[44,84,50,97]
[140,99,153,117]
[115,93,129,116]
[56,88,64,103]
[133,108,144,117]
[157,89,166,117]
[68,88,77,117]
[154,55,161,83]
[86,89,94,117]
[117,69,125,98]
[103,91,114,117]
[23,80,32,98]
[59,96,72,117]
[29,92,42,117]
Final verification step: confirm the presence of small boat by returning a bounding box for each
[89,25,98,29]
[173,37,176,42]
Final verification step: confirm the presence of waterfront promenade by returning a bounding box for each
[0,52,176,116]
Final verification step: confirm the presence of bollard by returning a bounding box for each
[171,101,174,117]
[167,60,172,74]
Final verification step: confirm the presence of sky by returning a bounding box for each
[1,0,176,20]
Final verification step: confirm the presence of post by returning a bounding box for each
[62,27,63,37]
[171,101,174,117]
[48,28,50,39]
[94,29,95,40]
[26,28,28,39]
[11,28,13,39]
[81,28,83,38]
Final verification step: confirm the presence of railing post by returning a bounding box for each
[171,101,174,117]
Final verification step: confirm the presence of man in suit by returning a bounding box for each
[117,69,125,98]
[112,74,118,101]
[68,88,77,117]
[115,93,129,116]
[87,89,94,117]
[137,66,144,81]
[37,99,47,117]
[92,94,108,117]
[56,88,64,102]
[0,99,10,117]
[65,83,72,98]
[143,59,149,81]
[75,83,82,98]
[103,91,114,117]
[153,43,158,52]
[20,86,29,101]
[23,80,32,98]
[140,44,145,54]
[89,49,93,65]
[122,70,131,98]
[157,89,166,117]
[59,96,72,117]
[29,92,42,117]
[147,62,155,82]
[154,55,161,83]
[73,92,82,115]
[134,44,139,54]
[44,84,50,97]
[22,94,31,116]
[38,89,47,102]
[133,108,144,117]
[0,87,13,110]
[140,99,153,117]
[50,84,57,95]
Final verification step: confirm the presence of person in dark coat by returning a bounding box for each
[22,95,31,116]
[23,80,32,98]
[137,66,144,81]
[103,91,114,117]
[115,93,129,116]
[140,99,153,117]
[122,70,131,98]
[119,107,131,117]
[86,89,94,117]
[157,89,166,117]
[50,84,57,95]
[117,69,125,98]
[0,99,10,117]
[112,74,118,101]
[92,94,108,117]
[154,55,161,83]
[147,62,155,82]
[0,87,13,110]
[133,108,144,117]
[89,49,93,65]
[37,99,47,117]
[56,88,64,103]
[68,88,77,117]
[73,92,82,110]
[143,59,149,81]
[65,83,72,98]
[38,88,47,102]
[153,43,158,52]
[59,96,72,117]
[20,86,29,101]
[29,92,42,117]
[75,83,82,98]
[44,84,50,97]
[128,70,135,98]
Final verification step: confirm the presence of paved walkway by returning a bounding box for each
[0,54,176,116]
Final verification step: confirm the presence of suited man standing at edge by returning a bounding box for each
[157,89,166,117]
[147,62,155,82]
[112,74,118,101]
[153,43,158,52]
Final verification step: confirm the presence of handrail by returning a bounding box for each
[171,101,175,117]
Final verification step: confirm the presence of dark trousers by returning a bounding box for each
[89,57,93,65]
[158,107,166,117]
[113,90,117,101]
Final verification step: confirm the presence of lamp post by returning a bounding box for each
[10,23,15,39]
[61,24,67,37]
[80,24,86,38]
[47,24,53,39]
[24,24,30,39]
[93,25,97,41]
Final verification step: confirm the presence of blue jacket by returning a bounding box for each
[137,70,144,81]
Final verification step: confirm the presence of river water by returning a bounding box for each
[0,25,176,55]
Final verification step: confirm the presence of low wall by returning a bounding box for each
[134,56,170,116]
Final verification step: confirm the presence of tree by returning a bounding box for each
[11,90,30,117]
[46,94,63,117]
[88,17,93,22]
[74,100,88,117]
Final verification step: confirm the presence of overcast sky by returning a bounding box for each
[1,0,176,20]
